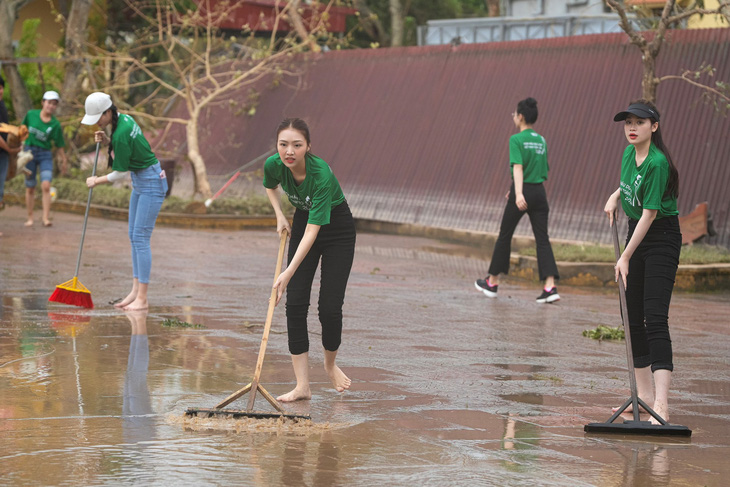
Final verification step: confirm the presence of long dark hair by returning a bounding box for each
[517,97,538,125]
[632,99,679,198]
[276,117,311,148]
[107,105,119,166]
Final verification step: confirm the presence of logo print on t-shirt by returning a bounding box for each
[632,174,642,207]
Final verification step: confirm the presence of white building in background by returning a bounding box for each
[506,0,608,17]
[418,0,628,46]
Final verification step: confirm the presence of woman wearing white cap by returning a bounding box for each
[21,90,68,227]
[82,92,168,311]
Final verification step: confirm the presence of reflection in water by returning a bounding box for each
[313,433,342,486]
[501,413,540,473]
[49,312,92,415]
[123,310,155,445]
[620,445,671,487]
[279,433,342,485]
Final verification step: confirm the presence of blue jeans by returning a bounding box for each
[129,162,168,284]
[0,151,8,200]
[24,145,54,188]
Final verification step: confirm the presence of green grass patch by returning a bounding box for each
[521,243,616,263]
[162,317,205,329]
[520,241,730,265]
[583,325,625,341]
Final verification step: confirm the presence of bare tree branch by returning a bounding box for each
[658,70,730,104]
[666,0,730,25]
[605,0,647,49]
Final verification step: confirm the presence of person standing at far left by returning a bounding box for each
[22,90,68,227]
[0,75,22,225]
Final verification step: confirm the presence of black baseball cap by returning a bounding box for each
[614,102,660,122]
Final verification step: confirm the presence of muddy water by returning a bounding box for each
[1,205,730,486]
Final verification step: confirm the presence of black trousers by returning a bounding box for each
[625,216,681,372]
[488,182,559,281]
[286,201,356,355]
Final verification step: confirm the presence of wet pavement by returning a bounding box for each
[1,205,729,486]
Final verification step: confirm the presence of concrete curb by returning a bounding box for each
[354,219,730,292]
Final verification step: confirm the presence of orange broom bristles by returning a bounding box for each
[49,277,94,309]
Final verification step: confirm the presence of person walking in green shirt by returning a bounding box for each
[475,97,560,303]
[264,118,356,402]
[604,100,680,424]
[81,92,168,311]
[22,90,68,227]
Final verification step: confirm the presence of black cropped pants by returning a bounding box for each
[488,182,559,281]
[286,201,356,355]
[625,216,681,372]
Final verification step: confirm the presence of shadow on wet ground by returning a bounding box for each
[1,205,729,485]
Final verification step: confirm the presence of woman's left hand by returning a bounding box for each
[615,255,629,289]
[85,176,97,188]
[273,268,293,306]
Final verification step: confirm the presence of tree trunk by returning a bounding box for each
[641,47,658,102]
[0,0,33,120]
[389,0,404,47]
[353,0,388,47]
[486,0,500,17]
[185,119,212,198]
[287,0,320,52]
[59,0,93,117]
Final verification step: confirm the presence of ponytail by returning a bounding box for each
[107,106,119,167]
[652,125,679,198]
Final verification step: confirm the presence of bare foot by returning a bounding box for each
[24,219,33,227]
[277,387,311,402]
[650,401,669,425]
[325,364,351,393]
[123,298,148,311]
[43,220,52,227]
[114,290,137,308]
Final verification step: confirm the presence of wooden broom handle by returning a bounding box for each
[247,229,288,411]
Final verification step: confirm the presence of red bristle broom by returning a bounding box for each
[49,142,101,309]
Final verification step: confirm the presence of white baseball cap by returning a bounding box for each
[42,90,60,101]
[81,92,113,125]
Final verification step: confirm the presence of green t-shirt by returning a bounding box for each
[22,110,65,150]
[111,114,158,172]
[509,129,548,183]
[619,143,678,221]
[263,153,346,226]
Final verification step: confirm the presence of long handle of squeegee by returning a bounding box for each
[612,211,641,422]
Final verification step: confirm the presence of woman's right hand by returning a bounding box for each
[604,194,619,226]
[94,131,109,144]
[276,216,291,238]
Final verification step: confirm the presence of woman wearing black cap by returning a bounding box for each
[604,99,680,424]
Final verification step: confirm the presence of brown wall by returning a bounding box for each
[166,29,730,247]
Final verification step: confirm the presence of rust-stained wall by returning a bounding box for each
[165,29,730,247]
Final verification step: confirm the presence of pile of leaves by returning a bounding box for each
[162,317,205,329]
[583,325,625,341]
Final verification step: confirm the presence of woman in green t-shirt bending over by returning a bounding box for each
[82,92,168,311]
[604,100,680,424]
[264,118,356,402]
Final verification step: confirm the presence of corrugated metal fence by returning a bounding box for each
[168,28,730,247]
